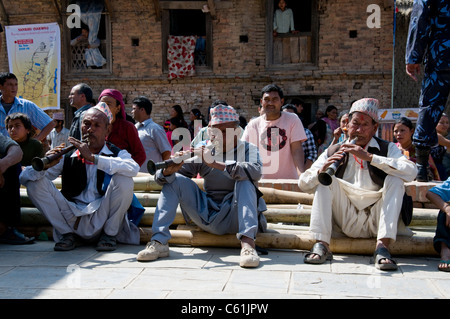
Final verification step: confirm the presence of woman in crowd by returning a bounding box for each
[188,108,206,140]
[331,110,349,145]
[167,116,187,150]
[309,105,339,155]
[321,105,339,132]
[98,89,146,167]
[393,117,439,181]
[164,104,188,132]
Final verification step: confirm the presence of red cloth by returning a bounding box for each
[107,118,146,167]
[167,35,196,80]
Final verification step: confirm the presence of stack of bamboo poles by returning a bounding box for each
[18,174,440,256]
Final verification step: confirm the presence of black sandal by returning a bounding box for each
[54,233,78,251]
[304,242,333,264]
[96,233,117,251]
[372,247,398,271]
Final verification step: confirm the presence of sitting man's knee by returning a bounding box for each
[110,174,134,191]
[384,175,405,190]
[235,179,254,190]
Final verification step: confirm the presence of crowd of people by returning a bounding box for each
[0,73,448,272]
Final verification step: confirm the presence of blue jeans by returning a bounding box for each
[151,174,261,245]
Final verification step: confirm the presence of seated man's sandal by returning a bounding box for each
[304,242,333,264]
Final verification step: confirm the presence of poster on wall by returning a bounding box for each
[378,108,419,122]
[376,108,420,142]
[5,22,61,110]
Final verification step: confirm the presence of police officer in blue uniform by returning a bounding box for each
[406,0,450,181]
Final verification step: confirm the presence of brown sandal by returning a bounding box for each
[54,233,78,251]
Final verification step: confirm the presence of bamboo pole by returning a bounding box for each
[138,227,437,256]
[22,176,437,207]
[259,187,314,204]
[21,186,314,206]
[133,181,313,204]
[19,206,438,227]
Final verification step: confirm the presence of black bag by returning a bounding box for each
[401,193,413,226]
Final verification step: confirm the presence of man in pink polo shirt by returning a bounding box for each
[242,84,307,179]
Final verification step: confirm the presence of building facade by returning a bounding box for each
[0,0,407,128]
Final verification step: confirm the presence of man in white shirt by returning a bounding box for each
[46,112,70,149]
[20,103,140,251]
[298,98,417,271]
[273,0,298,36]
[131,96,172,173]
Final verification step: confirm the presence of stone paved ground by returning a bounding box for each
[0,241,448,303]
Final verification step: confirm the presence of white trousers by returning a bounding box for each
[310,175,408,244]
[26,174,140,244]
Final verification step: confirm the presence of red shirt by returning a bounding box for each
[107,118,146,167]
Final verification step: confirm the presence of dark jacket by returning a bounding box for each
[61,143,121,201]
[406,0,450,71]
[327,136,390,187]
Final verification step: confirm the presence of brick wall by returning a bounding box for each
[0,0,397,126]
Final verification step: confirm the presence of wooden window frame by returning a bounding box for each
[63,1,112,76]
[266,0,319,70]
[160,2,213,74]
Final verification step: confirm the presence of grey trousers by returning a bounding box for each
[26,174,140,244]
[151,174,260,245]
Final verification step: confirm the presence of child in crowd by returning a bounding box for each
[5,112,44,167]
